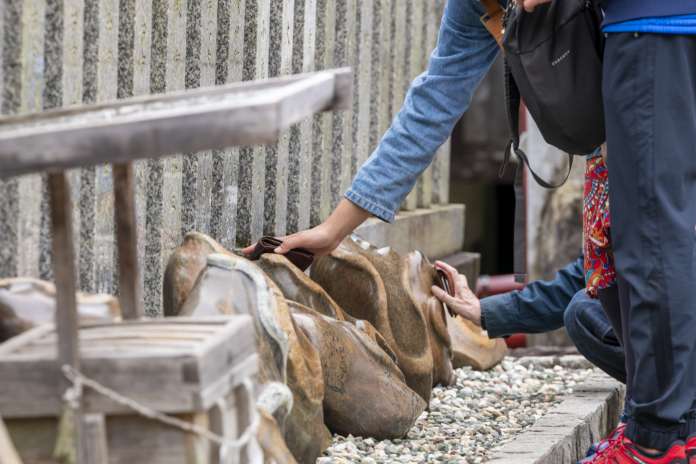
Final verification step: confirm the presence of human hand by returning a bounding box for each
[516,0,552,12]
[242,198,371,257]
[431,261,482,326]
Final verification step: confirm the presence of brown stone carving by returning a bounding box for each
[255,253,398,364]
[289,301,426,439]
[173,251,331,464]
[312,236,453,403]
[0,277,120,343]
[448,315,508,371]
[255,253,349,321]
[405,251,456,387]
[162,231,229,317]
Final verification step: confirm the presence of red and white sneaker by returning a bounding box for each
[585,423,627,458]
[577,436,686,464]
[686,435,696,464]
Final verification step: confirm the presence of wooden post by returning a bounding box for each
[80,414,109,464]
[48,171,82,463]
[113,163,144,319]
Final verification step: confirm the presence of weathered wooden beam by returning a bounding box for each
[0,68,352,179]
[113,163,143,319]
[47,171,82,462]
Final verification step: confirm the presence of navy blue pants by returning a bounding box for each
[564,290,626,385]
[603,32,696,450]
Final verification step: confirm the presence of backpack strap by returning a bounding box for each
[479,0,505,47]
[503,56,574,283]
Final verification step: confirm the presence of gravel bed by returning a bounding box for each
[318,357,598,464]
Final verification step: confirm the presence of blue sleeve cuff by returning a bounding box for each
[480,292,519,339]
[344,189,396,223]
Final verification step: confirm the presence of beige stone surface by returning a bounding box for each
[355,204,465,260]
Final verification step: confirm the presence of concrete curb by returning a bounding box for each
[487,371,625,464]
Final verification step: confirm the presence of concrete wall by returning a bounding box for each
[0,0,451,315]
[522,111,584,348]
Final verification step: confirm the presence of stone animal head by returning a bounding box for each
[162,231,230,317]
[405,250,455,387]
[311,236,444,402]
[173,248,331,464]
[257,252,398,364]
[0,278,120,343]
[289,301,426,439]
[448,315,508,371]
[255,253,348,321]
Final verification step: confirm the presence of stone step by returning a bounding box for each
[355,204,465,260]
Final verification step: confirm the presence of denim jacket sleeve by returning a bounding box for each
[345,0,501,222]
[480,255,586,338]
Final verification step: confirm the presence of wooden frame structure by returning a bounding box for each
[0,68,351,463]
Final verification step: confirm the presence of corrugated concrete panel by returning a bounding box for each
[0,0,450,315]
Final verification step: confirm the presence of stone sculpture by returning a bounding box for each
[311,236,455,403]
[447,315,508,371]
[0,277,120,343]
[289,300,426,439]
[312,235,507,374]
[167,250,331,464]
[254,253,397,361]
[162,231,230,317]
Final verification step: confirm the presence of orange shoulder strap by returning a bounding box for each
[480,0,505,49]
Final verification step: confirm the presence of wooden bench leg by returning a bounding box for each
[80,414,109,464]
[113,163,144,320]
[48,171,82,463]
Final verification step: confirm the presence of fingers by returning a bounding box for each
[434,260,457,275]
[434,261,458,287]
[274,234,296,254]
[241,244,256,256]
[456,273,469,289]
[431,285,457,306]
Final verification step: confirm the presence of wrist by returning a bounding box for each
[472,299,483,327]
[325,199,371,240]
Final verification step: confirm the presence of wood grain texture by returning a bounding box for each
[47,170,82,463]
[0,317,256,418]
[0,69,352,178]
[80,414,108,464]
[113,163,144,319]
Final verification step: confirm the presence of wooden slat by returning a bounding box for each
[79,414,108,464]
[113,163,144,319]
[0,69,352,178]
[0,317,255,418]
[47,171,81,463]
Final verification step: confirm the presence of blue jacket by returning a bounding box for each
[346,0,499,222]
[603,0,696,26]
[480,256,585,338]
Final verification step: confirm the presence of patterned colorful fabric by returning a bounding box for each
[584,155,616,298]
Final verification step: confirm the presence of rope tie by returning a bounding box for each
[61,365,259,458]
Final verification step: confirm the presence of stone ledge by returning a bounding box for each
[355,204,465,259]
[441,251,480,288]
[487,371,625,464]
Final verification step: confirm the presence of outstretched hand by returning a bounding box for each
[431,261,482,326]
[241,198,372,258]
[241,224,344,257]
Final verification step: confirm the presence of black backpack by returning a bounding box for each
[497,0,605,282]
